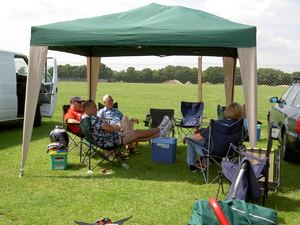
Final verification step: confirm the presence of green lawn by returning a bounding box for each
[1,83,300,224]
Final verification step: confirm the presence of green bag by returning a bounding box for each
[189,199,278,225]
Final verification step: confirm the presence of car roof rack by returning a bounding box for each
[292,77,300,83]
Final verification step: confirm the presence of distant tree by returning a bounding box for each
[204,66,224,84]
[113,70,124,82]
[257,68,287,86]
[126,67,137,83]
[139,68,153,83]
[99,64,114,80]
[235,67,242,85]
[291,71,300,79]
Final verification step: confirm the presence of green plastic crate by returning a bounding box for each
[50,154,67,170]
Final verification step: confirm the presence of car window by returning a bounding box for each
[281,85,300,106]
[15,57,28,76]
[292,90,300,108]
[280,86,293,104]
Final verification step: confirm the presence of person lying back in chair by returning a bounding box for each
[97,94,140,154]
[82,100,172,157]
[183,102,243,172]
[64,96,85,134]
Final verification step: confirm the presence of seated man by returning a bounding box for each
[64,96,85,135]
[183,102,243,172]
[97,94,140,154]
[82,100,172,157]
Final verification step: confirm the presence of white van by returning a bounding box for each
[0,49,58,126]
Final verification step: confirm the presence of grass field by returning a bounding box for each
[1,83,300,224]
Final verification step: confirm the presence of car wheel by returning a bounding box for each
[281,129,293,161]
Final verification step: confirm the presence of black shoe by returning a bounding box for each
[189,164,199,172]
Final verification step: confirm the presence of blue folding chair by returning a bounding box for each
[175,101,205,141]
[185,119,244,183]
[217,123,281,206]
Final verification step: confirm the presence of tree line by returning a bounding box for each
[55,63,300,86]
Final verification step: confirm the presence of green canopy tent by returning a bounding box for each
[20,3,257,176]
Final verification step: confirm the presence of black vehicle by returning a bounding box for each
[268,77,300,162]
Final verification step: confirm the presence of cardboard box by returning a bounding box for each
[246,148,274,182]
[152,138,177,164]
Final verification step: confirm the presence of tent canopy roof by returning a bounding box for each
[30,3,256,58]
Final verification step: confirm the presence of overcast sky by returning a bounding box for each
[1,0,299,71]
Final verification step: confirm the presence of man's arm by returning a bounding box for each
[64,110,81,124]
[102,123,116,133]
[66,118,80,124]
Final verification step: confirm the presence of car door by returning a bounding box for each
[39,57,58,118]
[277,85,300,129]
[288,86,300,134]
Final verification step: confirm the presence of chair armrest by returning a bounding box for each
[173,117,182,123]
[143,120,150,127]
[66,122,81,126]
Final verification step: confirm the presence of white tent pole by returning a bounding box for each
[238,47,257,148]
[87,57,101,101]
[19,46,48,177]
[223,57,236,106]
[197,56,203,102]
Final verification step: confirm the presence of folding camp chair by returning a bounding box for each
[62,105,85,158]
[217,104,226,120]
[217,123,281,206]
[80,117,124,171]
[143,108,175,140]
[175,101,205,141]
[185,119,244,184]
[217,104,250,141]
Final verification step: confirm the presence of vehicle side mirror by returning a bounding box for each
[269,97,278,103]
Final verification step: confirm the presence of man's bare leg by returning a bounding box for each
[121,116,137,150]
[121,128,160,145]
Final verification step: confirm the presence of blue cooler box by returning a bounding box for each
[152,138,177,164]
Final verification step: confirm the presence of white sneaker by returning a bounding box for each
[159,115,170,128]
[161,120,172,138]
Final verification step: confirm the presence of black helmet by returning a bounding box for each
[50,125,69,146]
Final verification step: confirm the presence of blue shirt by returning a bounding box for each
[97,107,124,125]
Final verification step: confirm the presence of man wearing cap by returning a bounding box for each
[64,96,85,134]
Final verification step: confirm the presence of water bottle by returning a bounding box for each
[122,163,129,169]
[145,113,151,126]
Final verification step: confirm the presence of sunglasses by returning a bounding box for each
[106,99,114,102]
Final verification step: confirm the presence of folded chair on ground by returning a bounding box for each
[80,117,124,171]
[143,108,175,140]
[185,119,244,184]
[175,101,205,141]
[62,105,85,159]
[216,122,281,206]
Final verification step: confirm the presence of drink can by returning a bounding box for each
[121,163,129,169]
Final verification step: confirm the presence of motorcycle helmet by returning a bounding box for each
[50,125,69,146]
